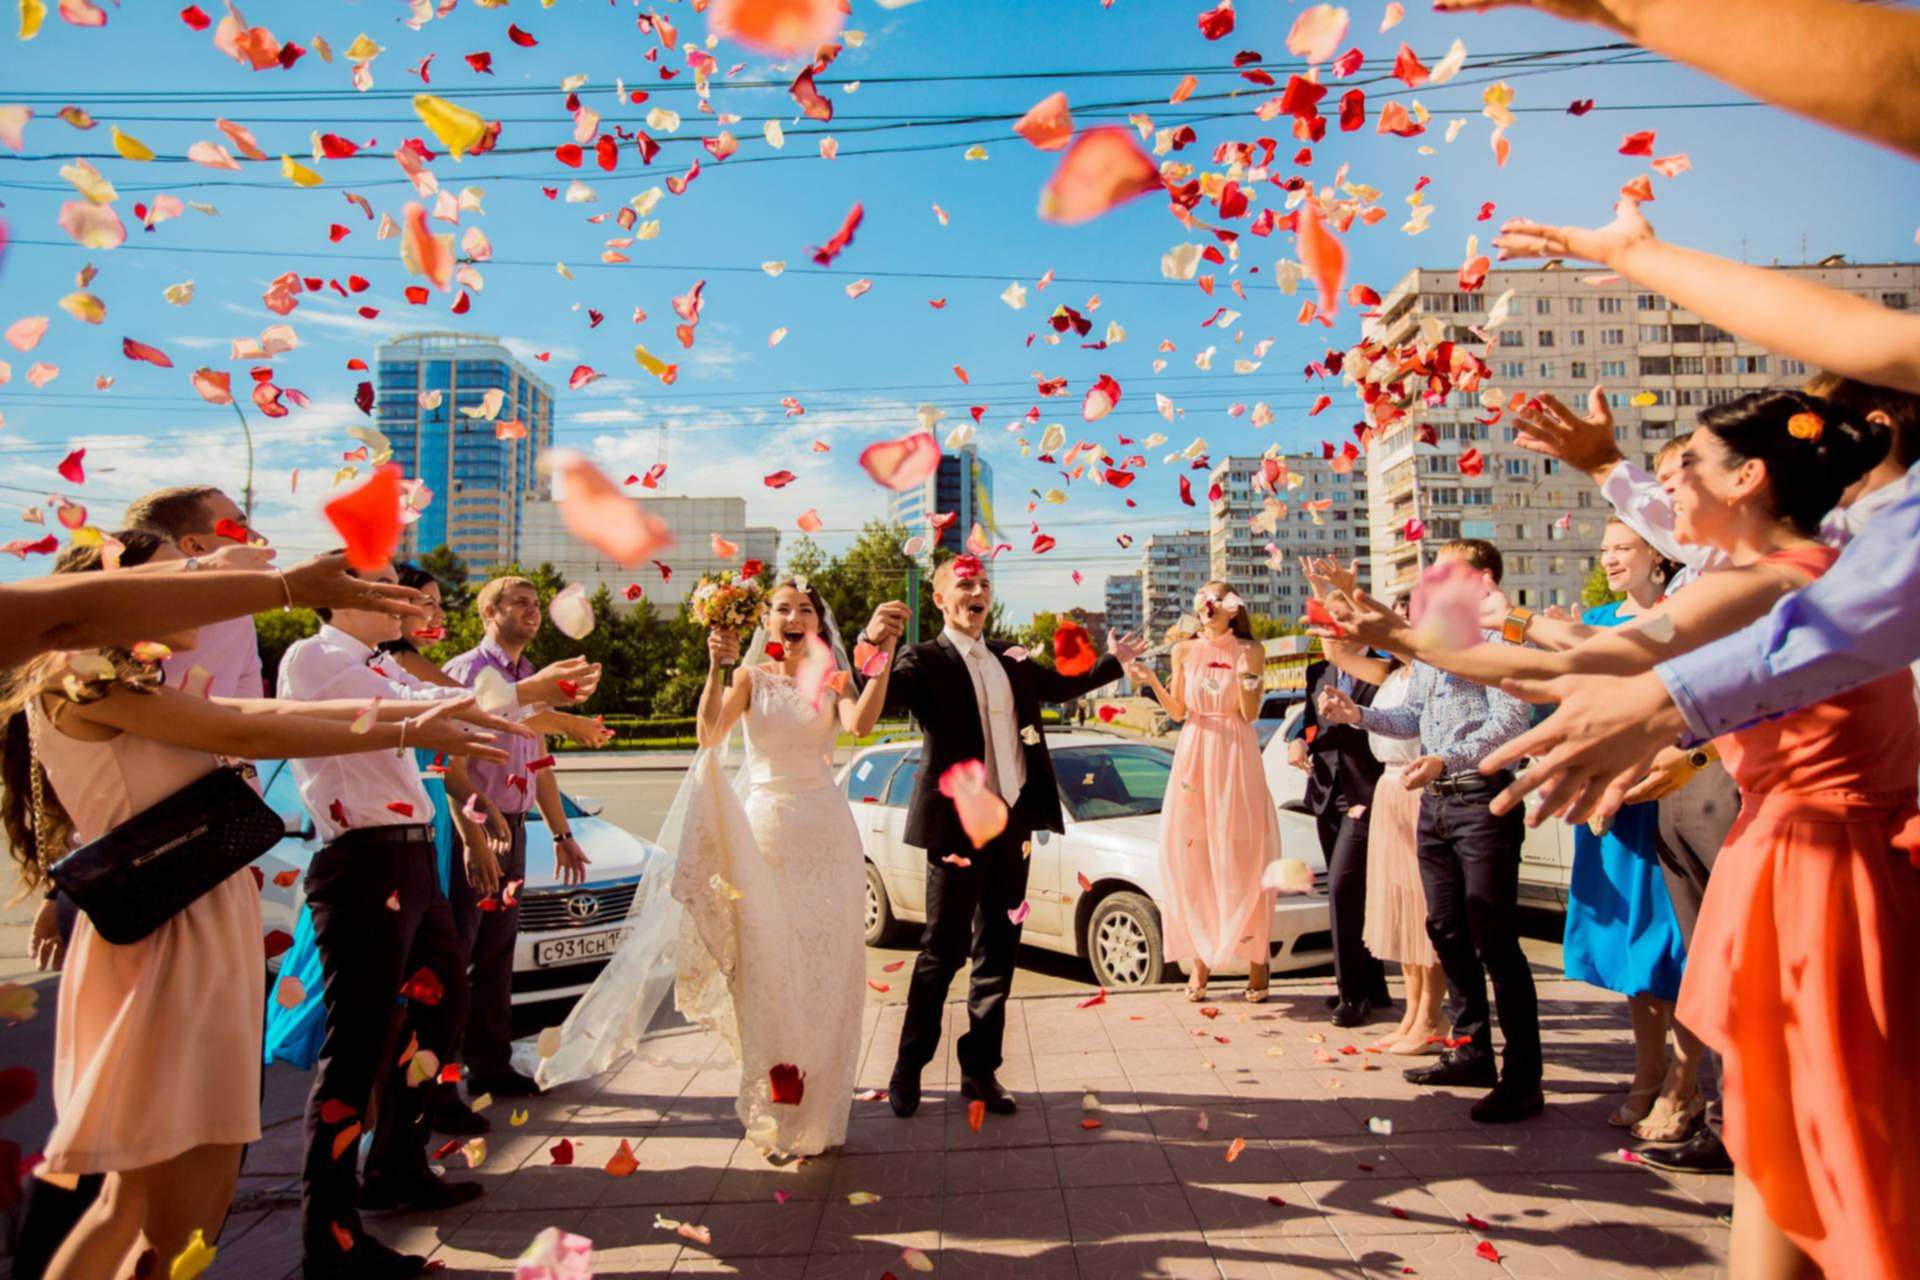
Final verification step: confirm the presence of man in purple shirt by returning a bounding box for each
[442,575,591,1096]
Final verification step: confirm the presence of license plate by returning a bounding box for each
[533,928,628,967]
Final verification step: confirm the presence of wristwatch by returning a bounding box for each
[1500,607,1534,645]
[183,556,202,573]
[1685,748,1712,770]
[554,828,573,842]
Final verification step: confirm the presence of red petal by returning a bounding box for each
[1013,91,1074,151]
[398,967,444,1005]
[858,432,942,491]
[56,448,86,484]
[1039,127,1163,225]
[768,1062,806,1105]
[121,337,173,368]
[466,51,493,74]
[1197,1,1235,41]
[322,464,405,571]
[179,5,210,30]
[1391,42,1429,87]
[808,201,863,266]
[1618,129,1655,156]
[506,22,537,46]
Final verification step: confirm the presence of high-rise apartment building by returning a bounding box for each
[1104,572,1143,638]
[1207,451,1371,624]
[1361,258,1918,607]
[1140,529,1210,641]
[517,494,780,619]
[885,443,996,553]
[376,332,554,568]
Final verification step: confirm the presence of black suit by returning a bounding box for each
[886,633,1123,1078]
[1296,660,1391,1006]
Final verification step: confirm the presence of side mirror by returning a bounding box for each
[570,795,605,817]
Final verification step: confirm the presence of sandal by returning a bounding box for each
[1631,1092,1705,1144]
[1186,979,1209,1003]
[1243,983,1269,1005]
[1608,1084,1662,1129]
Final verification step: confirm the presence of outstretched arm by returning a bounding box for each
[1436,0,1920,163]
[1497,200,1920,396]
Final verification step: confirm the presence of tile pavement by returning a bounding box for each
[208,979,1728,1279]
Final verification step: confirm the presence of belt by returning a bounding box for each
[329,824,435,849]
[1427,770,1513,796]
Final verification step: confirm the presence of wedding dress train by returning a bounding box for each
[531,668,866,1157]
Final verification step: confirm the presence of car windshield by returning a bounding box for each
[1054,744,1173,821]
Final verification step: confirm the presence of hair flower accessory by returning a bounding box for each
[1786,411,1825,442]
[1194,588,1246,617]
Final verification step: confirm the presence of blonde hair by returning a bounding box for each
[475,575,537,619]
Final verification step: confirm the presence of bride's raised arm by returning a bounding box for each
[840,600,910,737]
[696,626,754,749]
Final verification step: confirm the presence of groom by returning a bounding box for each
[872,555,1142,1117]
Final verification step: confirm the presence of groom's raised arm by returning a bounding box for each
[1023,652,1124,705]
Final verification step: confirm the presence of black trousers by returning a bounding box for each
[895,824,1032,1079]
[301,830,467,1261]
[1323,805,1391,1005]
[1415,790,1540,1086]
[448,812,527,1080]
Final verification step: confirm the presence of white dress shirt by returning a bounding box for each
[163,613,264,699]
[277,624,467,842]
[944,625,1025,802]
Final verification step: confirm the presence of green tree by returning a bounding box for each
[1580,560,1620,610]
[1249,613,1304,640]
[416,543,473,614]
[254,607,320,693]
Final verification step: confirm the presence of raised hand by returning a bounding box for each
[1512,387,1624,480]
[282,552,430,619]
[405,699,510,763]
[524,656,601,706]
[1316,589,1413,653]
[1494,198,1655,269]
[1316,685,1362,726]
[863,600,911,648]
[708,626,741,668]
[1106,629,1145,665]
[1304,555,1361,599]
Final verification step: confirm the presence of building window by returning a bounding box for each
[1601,360,1628,378]
[1567,329,1586,346]
[1535,297,1552,314]
[1639,324,1670,342]
[1884,292,1910,310]
[1780,358,1808,376]
[1570,361,1589,380]
[1537,330,1556,348]
[1640,356,1672,376]
[1537,362,1555,379]
[1567,298,1585,314]
[1601,328,1626,345]
[1636,292,1668,310]
[1500,360,1525,379]
[1499,330,1525,347]
[1673,355,1704,375]
[1504,457,1530,477]
[1428,487,1460,504]
[1597,297,1623,314]
[1462,490,1494,506]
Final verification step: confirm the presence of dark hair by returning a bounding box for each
[1697,389,1890,536]
[121,485,224,541]
[1199,581,1255,641]
[393,562,437,592]
[1439,537,1503,584]
[1802,371,1919,470]
[2,531,168,891]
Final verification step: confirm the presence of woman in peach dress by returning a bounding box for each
[1129,582,1281,1002]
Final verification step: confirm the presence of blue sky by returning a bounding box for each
[2,0,1916,621]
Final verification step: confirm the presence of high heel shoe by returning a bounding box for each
[1386,1027,1449,1056]
[1631,1091,1705,1144]
[1186,979,1209,1003]
[1608,1084,1663,1128]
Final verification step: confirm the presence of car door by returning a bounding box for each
[879,753,927,915]
[846,746,900,864]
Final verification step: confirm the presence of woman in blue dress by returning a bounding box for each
[1561,518,1699,1142]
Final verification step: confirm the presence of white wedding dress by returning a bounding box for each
[531,666,867,1157]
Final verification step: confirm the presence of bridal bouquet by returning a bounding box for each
[689,570,767,633]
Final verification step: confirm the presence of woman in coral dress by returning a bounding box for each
[1130,582,1281,1002]
[1677,540,1920,1280]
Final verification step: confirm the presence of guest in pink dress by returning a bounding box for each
[0,537,515,1280]
[1129,582,1282,1002]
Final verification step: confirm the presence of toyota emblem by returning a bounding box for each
[565,893,601,922]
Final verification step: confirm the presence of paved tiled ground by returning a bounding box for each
[211,978,1729,1279]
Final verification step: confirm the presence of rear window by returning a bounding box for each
[845,750,899,805]
[883,756,922,809]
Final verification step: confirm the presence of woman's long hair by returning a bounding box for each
[0,532,168,894]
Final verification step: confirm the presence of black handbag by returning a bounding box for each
[43,764,285,946]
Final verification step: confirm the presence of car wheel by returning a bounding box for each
[1085,891,1168,988]
[863,861,900,947]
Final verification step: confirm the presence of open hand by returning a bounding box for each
[1480,669,1686,825]
[1314,589,1414,654]
[1316,685,1362,727]
[405,699,510,764]
[1494,198,1655,269]
[525,656,600,706]
[554,835,591,887]
[1107,630,1145,665]
[283,552,430,619]
[1512,388,1624,480]
[464,840,503,897]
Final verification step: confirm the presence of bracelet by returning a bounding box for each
[1500,607,1534,646]
[397,718,410,753]
[276,570,294,612]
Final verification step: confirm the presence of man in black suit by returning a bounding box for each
[1290,658,1393,1026]
[874,556,1142,1117]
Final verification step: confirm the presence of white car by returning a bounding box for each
[254,758,664,1007]
[841,730,1334,989]
[1260,705,1577,910]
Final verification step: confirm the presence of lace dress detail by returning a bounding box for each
[671,668,867,1156]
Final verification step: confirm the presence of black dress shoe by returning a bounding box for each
[1635,1123,1733,1174]
[1470,1081,1545,1124]
[360,1172,486,1214]
[428,1099,492,1136]
[888,1066,921,1118]
[303,1237,429,1279]
[468,1067,541,1098]
[1329,1001,1373,1029]
[1404,1050,1498,1088]
[960,1074,1017,1115]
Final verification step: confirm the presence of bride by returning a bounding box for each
[532,578,907,1158]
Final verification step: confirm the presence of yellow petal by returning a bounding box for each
[110,125,154,162]
[509,1108,529,1127]
[343,32,383,61]
[281,154,323,187]
[412,93,487,159]
[58,157,115,203]
[57,290,104,324]
[1630,391,1658,407]
[169,1229,217,1280]
[164,280,194,305]
[19,0,45,40]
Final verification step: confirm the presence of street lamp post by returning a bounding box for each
[228,399,256,519]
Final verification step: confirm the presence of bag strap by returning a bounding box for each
[24,717,56,880]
